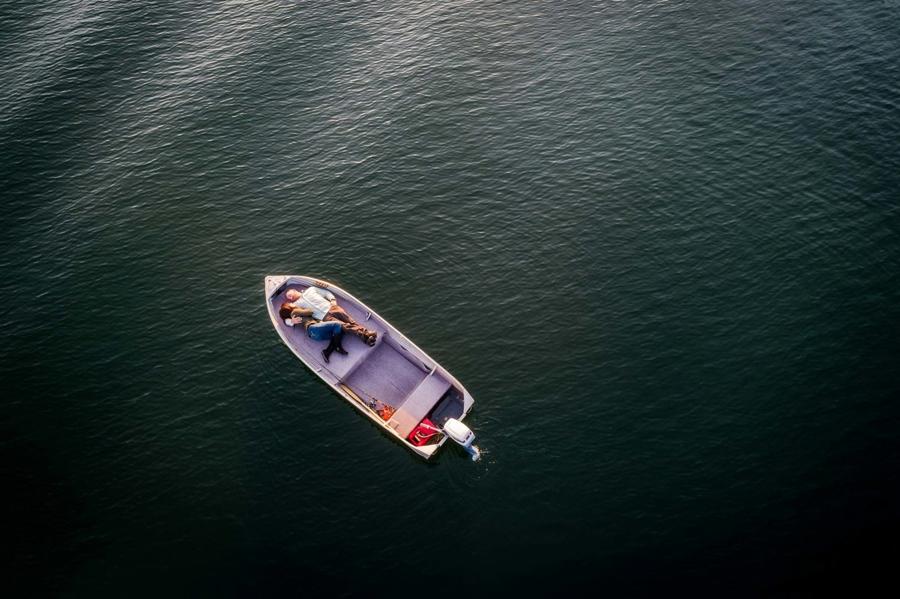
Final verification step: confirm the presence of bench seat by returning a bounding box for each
[388,373,451,438]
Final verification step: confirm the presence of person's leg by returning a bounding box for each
[325,313,377,345]
[322,336,338,363]
[308,322,345,363]
[333,327,347,355]
[325,306,353,325]
[337,320,368,338]
[323,322,348,358]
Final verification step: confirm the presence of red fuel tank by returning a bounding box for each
[407,418,442,446]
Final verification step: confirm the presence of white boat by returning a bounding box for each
[264,275,480,460]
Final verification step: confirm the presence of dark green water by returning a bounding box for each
[3,0,900,595]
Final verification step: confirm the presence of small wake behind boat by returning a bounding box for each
[264,276,480,461]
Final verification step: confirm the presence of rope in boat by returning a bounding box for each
[338,384,395,420]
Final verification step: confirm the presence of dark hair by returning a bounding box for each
[279,302,293,320]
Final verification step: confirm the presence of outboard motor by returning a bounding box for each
[443,418,481,461]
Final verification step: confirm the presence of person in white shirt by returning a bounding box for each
[284,286,377,346]
[284,286,335,320]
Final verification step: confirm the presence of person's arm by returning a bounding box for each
[290,307,316,327]
[307,287,337,306]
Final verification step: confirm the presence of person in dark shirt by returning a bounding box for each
[284,287,377,346]
[279,303,348,363]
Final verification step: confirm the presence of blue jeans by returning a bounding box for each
[306,321,344,341]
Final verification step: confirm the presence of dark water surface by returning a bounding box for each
[3,0,900,595]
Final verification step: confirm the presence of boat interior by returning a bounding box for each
[270,282,464,440]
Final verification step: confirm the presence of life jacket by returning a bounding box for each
[408,418,442,446]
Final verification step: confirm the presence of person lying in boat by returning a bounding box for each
[284,286,377,346]
[279,303,347,364]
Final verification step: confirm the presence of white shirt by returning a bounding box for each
[294,286,335,320]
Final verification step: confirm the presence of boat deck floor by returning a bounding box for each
[343,340,428,408]
[270,284,450,416]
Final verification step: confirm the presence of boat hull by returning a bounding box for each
[264,275,475,460]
